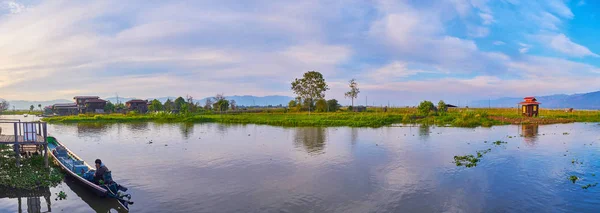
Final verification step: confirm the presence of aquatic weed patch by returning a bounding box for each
[582,183,598,190]
[493,140,507,146]
[454,148,492,168]
[0,146,63,190]
[569,175,579,184]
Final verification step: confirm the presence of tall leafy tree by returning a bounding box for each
[315,99,327,112]
[29,105,34,112]
[418,101,435,115]
[149,99,163,112]
[174,97,186,111]
[104,101,115,113]
[204,98,213,110]
[437,100,448,113]
[291,71,329,114]
[164,99,174,112]
[0,100,9,113]
[38,104,42,112]
[327,99,340,112]
[344,79,360,109]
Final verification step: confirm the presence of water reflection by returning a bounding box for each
[179,123,194,139]
[350,128,358,145]
[521,124,539,145]
[419,125,431,139]
[293,127,327,154]
[76,123,110,135]
[64,177,127,213]
[0,187,51,213]
[125,122,149,132]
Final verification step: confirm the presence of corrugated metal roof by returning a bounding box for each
[126,99,147,103]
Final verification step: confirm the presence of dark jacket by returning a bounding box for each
[94,164,109,182]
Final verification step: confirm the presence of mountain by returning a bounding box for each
[5,99,72,110]
[194,95,293,106]
[472,91,600,109]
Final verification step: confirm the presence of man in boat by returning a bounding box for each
[94,159,110,184]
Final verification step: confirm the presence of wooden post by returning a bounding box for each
[14,122,19,167]
[43,123,48,168]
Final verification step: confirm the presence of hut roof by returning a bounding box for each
[53,103,77,108]
[446,104,457,108]
[520,96,540,105]
[126,99,147,104]
[84,99,107,103]
[73,96,99,99]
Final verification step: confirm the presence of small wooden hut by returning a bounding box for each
[519,97,540,117]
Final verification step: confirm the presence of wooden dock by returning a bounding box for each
[0,120,48,167]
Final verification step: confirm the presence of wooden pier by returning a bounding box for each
[0,119,48,167]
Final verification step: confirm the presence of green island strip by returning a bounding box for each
[40,108,600,128]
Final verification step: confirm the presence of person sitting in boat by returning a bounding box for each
[94,159,110,184]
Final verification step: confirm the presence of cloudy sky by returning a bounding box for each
[0,0,599,105]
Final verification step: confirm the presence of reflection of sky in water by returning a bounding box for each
[1,119,600,212]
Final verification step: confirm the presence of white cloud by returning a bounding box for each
[546,0,574,19]
[518,43,531,54]
[493,41,505,45]
[548,34,598,57]
[479,12,494,25]
[2,1,26,14]
[578,0,585,6]
[468,25,489,38]
[368,61,431,82]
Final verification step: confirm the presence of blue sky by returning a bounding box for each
[0,0,599,106]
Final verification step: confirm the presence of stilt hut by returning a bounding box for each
[519,97,540,117]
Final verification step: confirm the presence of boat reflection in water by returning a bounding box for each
[64,176,128,213]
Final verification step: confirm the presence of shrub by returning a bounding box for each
[418,101,435,115]
[315,99,327,112]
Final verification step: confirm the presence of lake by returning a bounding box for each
[1,115,600,212]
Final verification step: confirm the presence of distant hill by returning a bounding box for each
[472,91,600,109]
[6,95,294,109]
[5,99,72,110]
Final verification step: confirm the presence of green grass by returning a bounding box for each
[41,107,600,128]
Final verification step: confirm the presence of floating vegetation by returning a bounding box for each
[593,174,596,177]
[569,175,579,184]
[582,183,598,190]
[0,145,64,190]
[563,132,570,135]
[55,191,67,200]
[571,159,583,165]
[493,140,507,145]
[454,155,479,168]
[454,148,492,168]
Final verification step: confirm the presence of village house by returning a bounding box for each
[52,103,78,116]
[126,99,149,113]
[73,96,107,113]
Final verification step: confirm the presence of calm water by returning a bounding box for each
[1,115,600,212]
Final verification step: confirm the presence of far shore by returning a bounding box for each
[37,108,600,128]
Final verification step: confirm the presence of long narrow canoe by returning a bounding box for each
[46,136,133,211]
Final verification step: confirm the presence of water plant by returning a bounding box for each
[569,175,579,184]
[55,191,67,200]
[454,154,479,168]
[582,183,598,190]
[493,141,507,145]
[0,145,63,190]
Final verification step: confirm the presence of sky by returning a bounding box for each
[0,0,599,106]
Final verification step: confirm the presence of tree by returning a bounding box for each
[291,71,329,114]
[418,101,435,115]
[344,79,360,109]
[315,99,327,112]
[164,99,174,112]
[212,94,229,113]
[204,98,213,110]
[29,105,34,112]
[180,102,189,114]
[230,100,237,111]
[0,100,9,113]
[104,101,115,113]
[174,97,186,111]
[288,100,297,108]
[437,100,448,113]
[38,104,42,112]
[115,103,126,112]
[149,99,163,112]
[327,99,340,112]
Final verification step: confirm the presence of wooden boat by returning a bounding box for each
[46,136,133,211]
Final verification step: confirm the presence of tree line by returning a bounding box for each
[103,95,238,114]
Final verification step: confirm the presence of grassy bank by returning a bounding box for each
[42,108,600,128]
[0,145,63,190]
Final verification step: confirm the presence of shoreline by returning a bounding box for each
[40,108,600,128]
